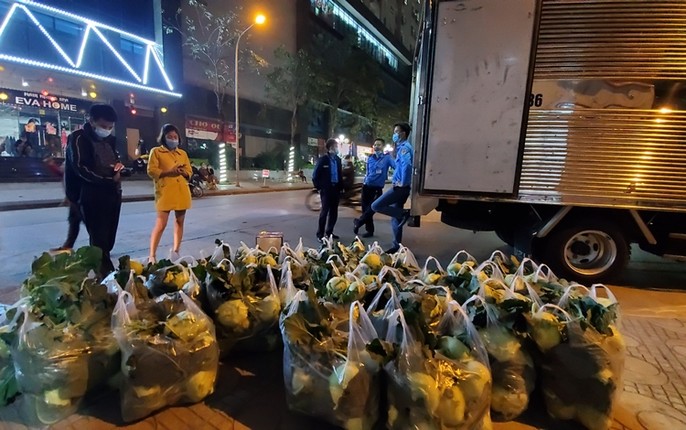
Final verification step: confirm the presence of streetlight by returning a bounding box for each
[234,13,266,187]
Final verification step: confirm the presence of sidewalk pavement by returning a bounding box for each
[0,286,685,429]
[0,178,313,212]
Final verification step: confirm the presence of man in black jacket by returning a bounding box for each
[65,104,123,276]
[312,138,343,241]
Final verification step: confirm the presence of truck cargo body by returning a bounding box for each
[410,0,686,281]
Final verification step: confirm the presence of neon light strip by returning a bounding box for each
[0,4,17,37]
[142,45,151,85]
[16,0,156,45]
[0,53,182,97]
[150,46,174,91]
[91,26,141,82]
[75,24,91,68]
[19,5,75,67]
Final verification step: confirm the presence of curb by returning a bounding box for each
[0,184,313,212]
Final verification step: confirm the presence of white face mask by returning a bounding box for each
[94,126,112,139]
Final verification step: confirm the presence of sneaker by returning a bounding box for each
[328,234,340,240]
[362,232,374,238]
[353,218,361,235]
[397,210,412,228]
[385,246,400,254]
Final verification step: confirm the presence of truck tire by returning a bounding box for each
[535,220,630,283]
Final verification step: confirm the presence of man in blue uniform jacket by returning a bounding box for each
[354,138,394,237]
[357,123,413,253]
[312,138,344,241]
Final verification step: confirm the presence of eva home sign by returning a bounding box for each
[0,88,89,113]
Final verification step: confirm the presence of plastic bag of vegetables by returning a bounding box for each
[280,289,381,430]
[463,293,536,422]
[0,303,23,407]
[112,290,219,422]
[144,259,202,303]
[384,304,493,430]
[203,262,281,355]
[532,286,625,430]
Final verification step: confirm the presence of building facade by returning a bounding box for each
[0,0,414,180]
[0,0,184,179]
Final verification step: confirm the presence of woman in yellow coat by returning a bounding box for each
[147,123,192,263]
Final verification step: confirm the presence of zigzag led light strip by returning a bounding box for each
[0,53,182,97]
[0,0,179,96]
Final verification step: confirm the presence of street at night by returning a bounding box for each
[0,191,685,429]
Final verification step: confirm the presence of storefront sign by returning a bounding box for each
[185,116,236,143]
[0,88,89,113]
[307,137,320,147]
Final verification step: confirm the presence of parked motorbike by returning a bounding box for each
[132,154,148,174]
[189,173,204,198]
[306,183,363,211]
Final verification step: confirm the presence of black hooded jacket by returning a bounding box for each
[65,123,120,202]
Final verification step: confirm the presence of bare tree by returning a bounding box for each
[164,0,266,141]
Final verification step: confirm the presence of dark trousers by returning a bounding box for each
[359,185,383,233]
[63,200,82,248]
[371,186,411,248]
[80,187,122,276]
[317,186,340,238]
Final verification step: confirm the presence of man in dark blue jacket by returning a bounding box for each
[354,138,394,237]
[312,138,343,241]
[65,104,124,276]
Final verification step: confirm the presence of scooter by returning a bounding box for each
[306,183,363,211]
[189,173,204,198]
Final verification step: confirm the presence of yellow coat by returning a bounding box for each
[147,146,192,212]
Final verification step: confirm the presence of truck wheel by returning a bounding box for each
[537,221,630,283]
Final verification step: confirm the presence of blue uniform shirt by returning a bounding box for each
[364,152,394,187]
[392,140,413,187]
[329,154,339,184]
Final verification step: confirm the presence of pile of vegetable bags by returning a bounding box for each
[10,247,119,425]
[111,276,219,423]
[275,240,625,430]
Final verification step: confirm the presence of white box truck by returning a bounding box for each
[409,0,686,282]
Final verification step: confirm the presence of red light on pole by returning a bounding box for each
[130,107,137,115]
[41,90,49,96]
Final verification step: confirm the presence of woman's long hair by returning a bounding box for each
[157,123,181,148]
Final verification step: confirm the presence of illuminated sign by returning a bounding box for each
[0,87,90,112]
[0,1,181,97]
[185,116,236,143]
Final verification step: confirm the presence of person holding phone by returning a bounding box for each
[65,104,123,276]
[147,124,192,263]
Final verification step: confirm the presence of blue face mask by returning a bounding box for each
[375,149,383,155]
[392,133,400,144]
[166,139,179,149]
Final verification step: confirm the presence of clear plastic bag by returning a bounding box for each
[536,289,625,430]
[384,304,493,430]
[281,292,380,430]
[205,264,281,355]
[463,295,536,422]
[112,290,219,422]
[13,309,89,424]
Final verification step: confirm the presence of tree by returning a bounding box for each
[265,46,321,161]
[164,1,265,144]
[311,34,383,137]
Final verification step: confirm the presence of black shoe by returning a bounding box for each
[385,246,400,254]
[362,232,374,238]
[316,235,324,242]
[353,218,361,235]
[397,210,411,228]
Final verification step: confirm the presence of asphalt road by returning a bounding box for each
[0,189,684,302]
